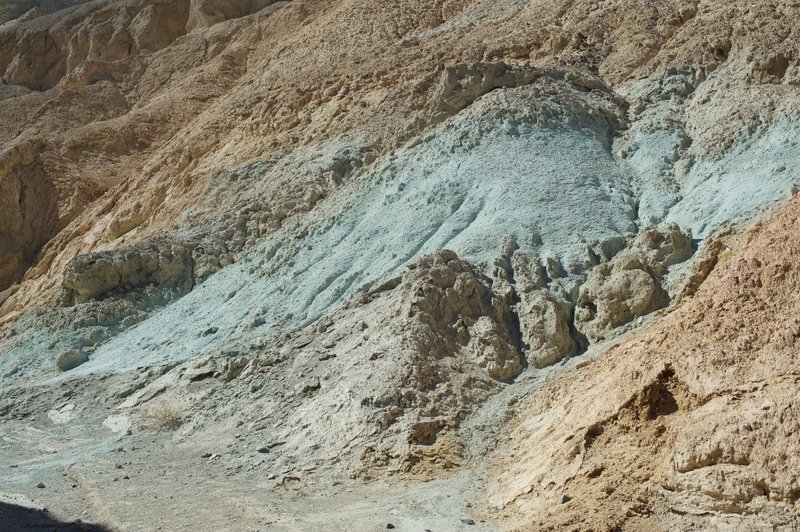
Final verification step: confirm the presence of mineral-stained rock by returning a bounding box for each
[56,348,88,371]
[490,197,800,531]
[0,0,799,528]
[124,249,526,482]
[62,238,193,305]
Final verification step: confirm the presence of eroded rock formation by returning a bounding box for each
[575,224,693,342]
[490,197,800,530]
[0,0,799,529]
[61,237,193,304]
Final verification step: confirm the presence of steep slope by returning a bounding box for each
[2,0,799,318]
[490,195,800,530]
[0,1,89,24]
[1,0,799,529]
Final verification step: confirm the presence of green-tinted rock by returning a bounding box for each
[56,349,89,372]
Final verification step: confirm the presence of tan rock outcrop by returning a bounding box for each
[0,0,799,528]
[518,289,575,368]
[0,143,58,290]
[575,224,693,342]
[492,248,578,369]
[61,237,193,304]
[185,0,278,31]
[489,197,800,530]
[400,250,522,382]
[0,0,797,325]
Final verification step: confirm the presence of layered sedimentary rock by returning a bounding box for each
[0,0,799,529]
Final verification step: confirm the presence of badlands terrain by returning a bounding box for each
[0,0,799,529]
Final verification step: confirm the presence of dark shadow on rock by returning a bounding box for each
[0,502,110,531]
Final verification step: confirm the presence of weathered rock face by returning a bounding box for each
[491,247,578,369]
[0,0,799,529]
[106,249,524,481]
[490,197,800,531]
[630,223,695,278]
[575,255,666,342]
[518,290,575,368]
[0,1,88,24]
[666,380,800,515]
[185,0,278,31]
[426,62,540,124]
[1,0,797,328]
[0,144,58,290]
[0,0,190,92]
[61,238,193,305]
[575,224,693,342]
[400,250,521,382]
[55,348,87,371]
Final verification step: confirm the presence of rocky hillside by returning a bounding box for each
[490,196,800,529]
[1,0,798,529]
[0,1,88,24]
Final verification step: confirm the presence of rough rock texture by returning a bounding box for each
[54,348,87,371]
[0,67,642,379]
[0,1,88,24]
[489,197,800,530]
[491,247,577,369]
[575,224,693,342]
[0,143,58,288]
[2,0,799,324]
[186,0,278,31]
[518,289,574,369]
[402,250,521,383]
[96,249,523,481]
[0,0,799,529]
[61,237,193,304]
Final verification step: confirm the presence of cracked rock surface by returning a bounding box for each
[1,0,800,530]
